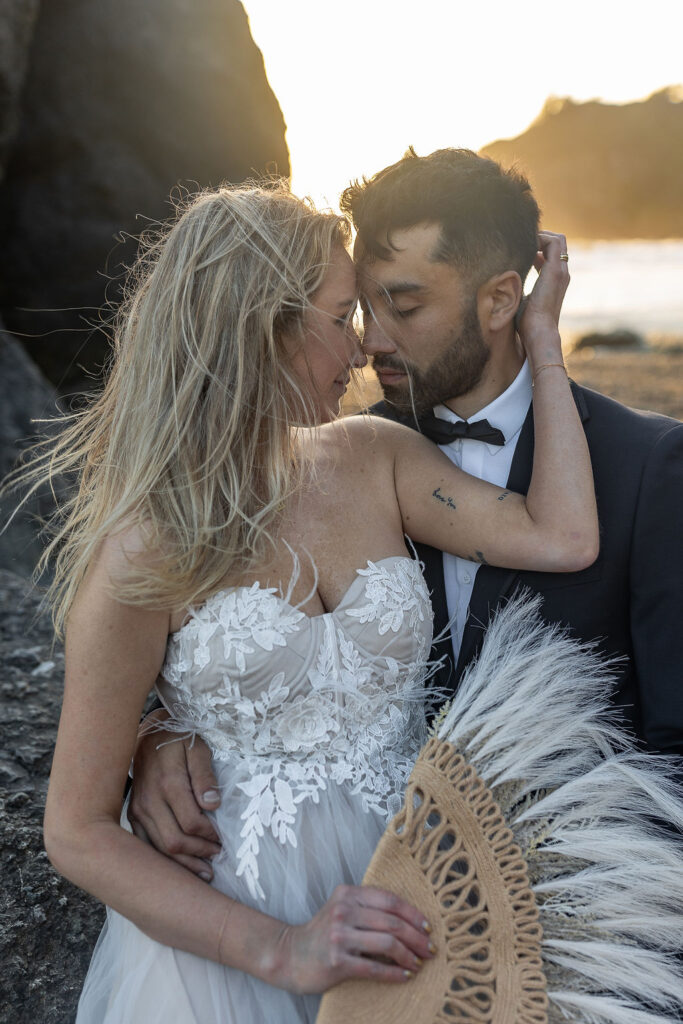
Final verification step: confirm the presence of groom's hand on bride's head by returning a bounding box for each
[128,709,222,880]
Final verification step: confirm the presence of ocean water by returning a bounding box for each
[525,240,683,347]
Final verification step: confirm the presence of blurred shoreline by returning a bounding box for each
[544,239,683,346]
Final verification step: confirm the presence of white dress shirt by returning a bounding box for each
[435,360,533,662]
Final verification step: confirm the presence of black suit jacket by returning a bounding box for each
[372,384,683,759]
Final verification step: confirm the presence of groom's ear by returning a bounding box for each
[477,271,523,333]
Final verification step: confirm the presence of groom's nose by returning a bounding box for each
[361,313,397,357]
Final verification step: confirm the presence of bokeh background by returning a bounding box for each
[0,2,681,1020]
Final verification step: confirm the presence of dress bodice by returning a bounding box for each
[156,555,434,900]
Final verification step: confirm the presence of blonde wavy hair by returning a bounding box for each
[9,182,351,635]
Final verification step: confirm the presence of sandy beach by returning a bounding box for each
[565,348,683,420]
[344,348,683,422]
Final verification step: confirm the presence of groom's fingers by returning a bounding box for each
[129,790,220,858]
[160,797,222,859]
[129,812,217,880]
[522,230,570,329]
[160,762,222,849]
[161,851,216,881]
[184,736,222,813]
[129,729,221,855]
[535,230,570,276]
[139,791,221,859]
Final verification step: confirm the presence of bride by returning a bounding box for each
[38,183,594,1022]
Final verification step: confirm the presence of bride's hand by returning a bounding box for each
[269,884,435,994]
[516,230,570,365]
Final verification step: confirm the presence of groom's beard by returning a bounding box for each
[373,301,490,417]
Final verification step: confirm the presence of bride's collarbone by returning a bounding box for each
[228,545,358,617]
[166,471,406,629]
[197,531,409,620]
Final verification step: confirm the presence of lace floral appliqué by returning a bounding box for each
[158,557,433,901]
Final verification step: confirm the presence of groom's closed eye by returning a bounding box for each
[390,305,420,319]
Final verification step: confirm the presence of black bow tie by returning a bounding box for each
[417,413,506,446]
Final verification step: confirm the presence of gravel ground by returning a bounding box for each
[0,570,103,1024]
[565,348,683,421]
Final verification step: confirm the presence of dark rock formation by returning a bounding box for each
[0,328,65,576]
[573,328,644,352]
[481,88,683,240]
[0,331,57,481]
[0,0,40,178]
[0,569,103,1023]
[0,0,289,393]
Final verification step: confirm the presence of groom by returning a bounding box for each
[129,148,683,878]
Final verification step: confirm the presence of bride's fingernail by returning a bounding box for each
[414,957,423,968]
[203,790,220,804]
[198,871,212,882]
[403,969,414,980]
[422,920,432,934]
[428,941,437,955]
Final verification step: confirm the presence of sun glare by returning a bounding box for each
[243,0,681,210]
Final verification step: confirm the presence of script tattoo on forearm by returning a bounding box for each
[497,491,510,501]
[474,551,490,566]
[432,486,456,510]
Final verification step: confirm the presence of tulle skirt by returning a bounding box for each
[76,757,394,1023]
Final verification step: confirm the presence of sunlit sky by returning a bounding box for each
[243,0,682,211]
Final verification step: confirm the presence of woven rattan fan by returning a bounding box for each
[317,595,683,1024]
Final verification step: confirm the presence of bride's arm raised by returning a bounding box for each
[377,235,598,571]
[44,534,434,994]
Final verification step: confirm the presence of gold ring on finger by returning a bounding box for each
[559,253,569,261]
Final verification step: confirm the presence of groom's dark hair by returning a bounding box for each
[340,147,540,286]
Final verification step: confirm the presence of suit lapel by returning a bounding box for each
[453,406,534,681]
[454,382,590,683]
[412,540,455,691]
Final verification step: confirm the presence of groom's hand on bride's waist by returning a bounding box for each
[128,709,222,881]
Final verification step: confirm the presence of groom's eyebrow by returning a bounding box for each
[382,282,426,297]
[368,282,428,308]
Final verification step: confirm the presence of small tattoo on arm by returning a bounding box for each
[474,551,490,566]
[432,486,456,510]
[497,491,510,501]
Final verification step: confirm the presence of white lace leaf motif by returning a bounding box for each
[165,585,305,678]
[346,559,428,634]
[159,557,433,902]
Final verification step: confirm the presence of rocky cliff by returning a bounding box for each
[0,0,41,177]
[481,87,683,239]
[0,0,289,393]
[0,328,64,578]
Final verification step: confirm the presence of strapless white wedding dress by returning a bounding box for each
[76,556,434,1023]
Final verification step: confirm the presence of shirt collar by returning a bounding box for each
[432,360,532,447]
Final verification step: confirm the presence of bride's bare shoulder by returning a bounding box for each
[316,413,414,453]
[82,521,160,591]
